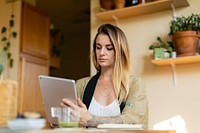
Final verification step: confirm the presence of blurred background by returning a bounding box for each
[36,0,91,80]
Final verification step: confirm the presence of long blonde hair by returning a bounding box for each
[91,24,131,103]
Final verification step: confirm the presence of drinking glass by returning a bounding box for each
[51,107,80,128]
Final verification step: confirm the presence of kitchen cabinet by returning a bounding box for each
[18,54,49,117]
[18,2,50,122]
[96,0,190,21]
[21,2,49,59]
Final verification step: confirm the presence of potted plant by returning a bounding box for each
[149,36,174,59]
[0,13,18,127]
[169,13,200,57]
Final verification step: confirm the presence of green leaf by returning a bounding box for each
[6,42,11,47]
[1,37,7,42]
[10,19,14,27]
[167,47,173,52]
[149,45,154,50]
[157,36,162,42]
[3,46,7,51]
[7,52,11,59]
[12,32,17,38]
[1,26,7,33]
[10,59,13,68]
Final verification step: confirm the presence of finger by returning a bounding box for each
[79,119,87,126]
[62,98,75,108]
[60,102,68,107]
[77,98,87,109]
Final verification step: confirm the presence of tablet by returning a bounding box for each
[38,75,77,125]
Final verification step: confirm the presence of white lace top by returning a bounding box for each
[88,97,120,117]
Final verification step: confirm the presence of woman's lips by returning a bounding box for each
[99,58,106,62]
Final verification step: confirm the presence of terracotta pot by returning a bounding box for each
[115,0,125,9]
[100,0,115,10]
[172,31,200,57]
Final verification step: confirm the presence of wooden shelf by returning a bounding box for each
[96,0,190,21]
[151,55,200,66]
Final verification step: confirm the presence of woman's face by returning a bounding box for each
[95,34,115,68]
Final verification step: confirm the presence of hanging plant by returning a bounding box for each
[50,28,64,57]
[0,14,17,75]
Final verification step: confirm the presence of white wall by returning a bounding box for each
[91,0,200,133]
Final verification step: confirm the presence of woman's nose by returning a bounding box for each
[100,48,105,55]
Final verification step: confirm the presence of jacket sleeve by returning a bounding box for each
[119,76,149,129]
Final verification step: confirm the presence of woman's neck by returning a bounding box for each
[100,68,113,80]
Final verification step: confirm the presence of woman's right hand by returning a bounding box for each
[76,98,94,126]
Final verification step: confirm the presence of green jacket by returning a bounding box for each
[75,75,148,129]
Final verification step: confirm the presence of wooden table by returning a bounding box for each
[0,128,176,133]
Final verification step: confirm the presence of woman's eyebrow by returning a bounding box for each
[96,43,113,46]
[105,44,114,48]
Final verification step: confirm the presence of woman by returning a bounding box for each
[61,23,148,129]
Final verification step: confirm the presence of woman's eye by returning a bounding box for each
[107,47,113,51]
[96,46,101,50]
